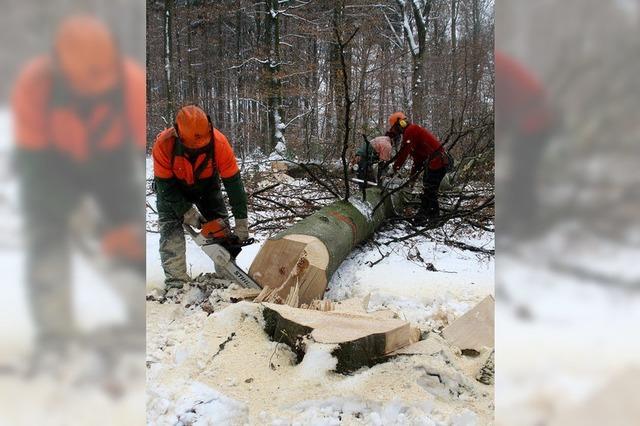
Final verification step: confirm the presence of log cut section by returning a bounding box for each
[262,302,419,373]
[249,188,399,305]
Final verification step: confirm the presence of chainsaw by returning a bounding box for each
[182,220,262,290]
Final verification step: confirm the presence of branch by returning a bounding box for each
[444,238,495,255]
[382,196,495,244]
[334,24,360,201]
[285,160,341,199]
[248,183,281,198]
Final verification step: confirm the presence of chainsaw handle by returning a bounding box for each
[240,237,255,246]
[226,236,255,248]
[183,223,202,239]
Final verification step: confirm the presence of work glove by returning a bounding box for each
[183,206,205,229]
[234,218,250,242]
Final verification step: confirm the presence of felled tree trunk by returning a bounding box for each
[249,187,399,305]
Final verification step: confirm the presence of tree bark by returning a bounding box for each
[398,0,432,121]
[163,0,175,121]
[264,0,284,151]
[450,0,458,117]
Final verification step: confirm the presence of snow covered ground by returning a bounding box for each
[146,156,496,425]
[495,226,640,425]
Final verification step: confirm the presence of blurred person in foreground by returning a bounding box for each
[387,112,453,225]
[495,50,558,238]
[11,15,146,372]
[152,105,249,290]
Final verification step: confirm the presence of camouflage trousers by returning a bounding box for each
[157,187,228,289]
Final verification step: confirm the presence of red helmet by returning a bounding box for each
[175,105,212,149]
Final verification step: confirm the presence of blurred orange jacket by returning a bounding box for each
[11,55,146,162]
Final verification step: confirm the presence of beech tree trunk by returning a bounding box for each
[249,188,400,305]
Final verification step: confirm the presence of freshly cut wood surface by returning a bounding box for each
[442,295,495,351]
[249,237,308,288]
[248,234,329,306]
[283,234,329,266]
[262,302,419,373]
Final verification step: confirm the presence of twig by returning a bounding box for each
[249,183,281,198]
[211,333,236,360]
[146,201,158,214]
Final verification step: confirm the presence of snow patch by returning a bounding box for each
[209,301,263,332]
[268,140,287,161]
[450,409,478,426]
[348,196,374,221]
[296,343,338,379]
[148,381,248,425]
[270,397,438,425]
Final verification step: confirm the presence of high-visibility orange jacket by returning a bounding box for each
[11,55,146,162]
[152,126,248,219]
[152,127,240,184]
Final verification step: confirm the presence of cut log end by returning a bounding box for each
[249,234,329,305]
[262,303,419,373]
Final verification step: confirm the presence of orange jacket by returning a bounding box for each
[11,55,146,162]
[152,127,240,185]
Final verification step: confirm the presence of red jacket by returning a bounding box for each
[393,124,446,173]
[495,51,553,135]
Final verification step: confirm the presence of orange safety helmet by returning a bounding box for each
[388,111,409,129]
[54,15,120,96]
[175,105,212,149]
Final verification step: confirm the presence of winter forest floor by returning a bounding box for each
[145,156,496,425]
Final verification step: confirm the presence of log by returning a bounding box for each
[262,302,419,373]
[442,295,495,352]
[249,188,399,305]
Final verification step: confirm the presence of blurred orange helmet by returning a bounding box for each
[388,111,408,129]
[54,15,120,96]
[175,105,212,149]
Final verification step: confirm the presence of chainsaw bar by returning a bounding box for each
[183,224,262,290]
